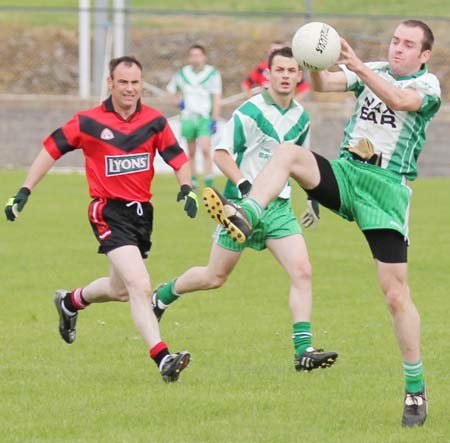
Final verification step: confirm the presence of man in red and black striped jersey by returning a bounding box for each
[4,56,197,383]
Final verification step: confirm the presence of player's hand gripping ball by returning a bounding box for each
[292,22,341,71]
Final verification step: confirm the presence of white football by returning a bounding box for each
[292,22,341,71]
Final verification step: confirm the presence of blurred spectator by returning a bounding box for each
[167,44,222,189]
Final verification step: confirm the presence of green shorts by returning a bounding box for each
[330,158,411,236]
[216,198,302,252]
[181,116,212,140]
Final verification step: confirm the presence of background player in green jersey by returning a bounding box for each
[167,44,222,189]
[203,20,440,427]
[154,47,338,372]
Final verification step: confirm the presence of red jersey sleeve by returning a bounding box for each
[242,60,268,90]
[296,80,311,94]
[157,119,188,171]
[43,114,82,160]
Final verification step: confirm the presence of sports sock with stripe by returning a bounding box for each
[292,321,312,356]
[62,288,90,315]
[240,197,264,227]
[150,341,170,369]
[156,279,180,307]
[404,360,424,393]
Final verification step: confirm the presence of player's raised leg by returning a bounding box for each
[267,235,338,371]
[203,144,321,242]
[250,143,321,207]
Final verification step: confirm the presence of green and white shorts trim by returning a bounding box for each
[215,198,302,251]
[181,115,212,140]
[330,158,411,237]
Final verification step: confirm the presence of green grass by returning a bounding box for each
[0,0,448,15]
[1,171,450,442]
[0,1,448,28]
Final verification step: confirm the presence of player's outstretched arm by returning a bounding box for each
[5,148,56,221]
[309,69,347,93]
[338,38,423,111]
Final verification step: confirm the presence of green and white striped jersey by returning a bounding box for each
[167,64,222,119]
[339,62,441,180]
[216,90,310,199]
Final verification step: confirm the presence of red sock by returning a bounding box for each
[70,288,90,310]
[150,341,170,368]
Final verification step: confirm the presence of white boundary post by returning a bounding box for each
[93,0,109,97]
[79,0,91,98]
[100,26,114,102]
[113,0,125,57]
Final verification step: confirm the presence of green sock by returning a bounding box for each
[204,176,214,187]
[156,279,180,306]
[403,360,424,393]
[292,322,312,357]
[241,197,264,227]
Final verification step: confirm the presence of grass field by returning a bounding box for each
[0,0,449,28]
[1,171,450,442]
[0,0,449,15]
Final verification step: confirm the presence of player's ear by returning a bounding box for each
[107,76,113,91]
[263,68,270,81]
[419,49,431,65]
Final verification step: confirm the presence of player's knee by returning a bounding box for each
[275,143,305,168]
[383,282,409,312]
[207,272,228,289]
[290,261,312,284]
[278,142,302,156]
[126,278,151,299]
[111,286,129,302]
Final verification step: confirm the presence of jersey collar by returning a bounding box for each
[262,89,297,113]
[103,96,142,121]
[388,63,427,81]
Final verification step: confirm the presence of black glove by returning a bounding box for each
[177,185,198,218]
[5,187,31,221]
[237,179,252,198]
[300,198,320,229]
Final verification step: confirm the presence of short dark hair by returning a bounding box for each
[401,19,434,51]
[189,44,206,54]
[109,56,142,78]
[268,46,295,69]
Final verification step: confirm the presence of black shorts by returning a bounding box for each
[88,198,153,259]
[306,152,408,263]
